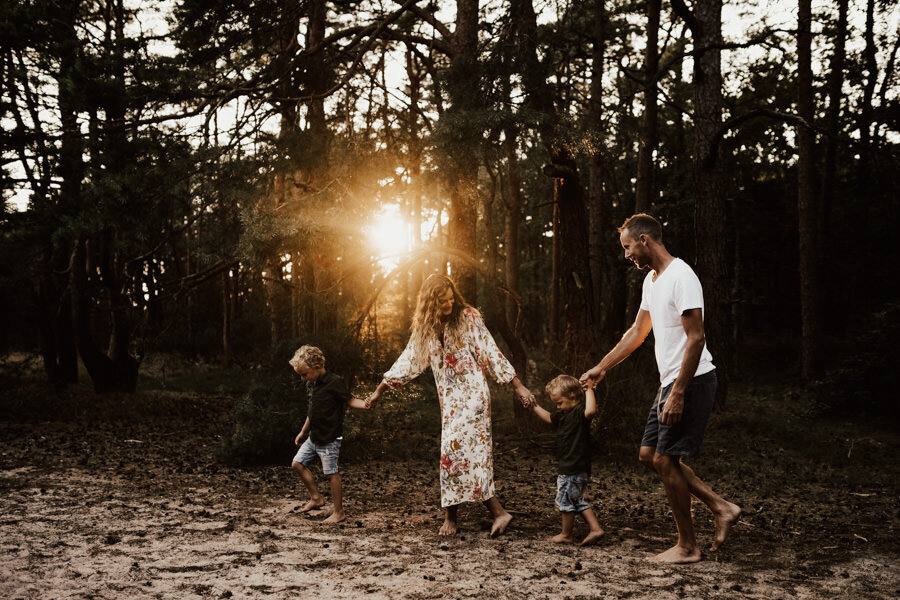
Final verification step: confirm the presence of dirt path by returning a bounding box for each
[1,460,896,600]
[1,386,897,599]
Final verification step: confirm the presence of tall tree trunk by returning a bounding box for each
[820,0,848,333]
[797,0,821,379]
[445,0,480,300]
[673,0,732,402]
[503,132,522,331]
[588,0,607,341]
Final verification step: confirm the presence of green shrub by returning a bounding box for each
[816,301,898,418]
[269,332,364,386]
[214,376,307,465]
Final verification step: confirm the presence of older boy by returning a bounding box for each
[531,374,605,546]
[290,345,368,524]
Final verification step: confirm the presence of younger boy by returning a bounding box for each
[290,345,368,524]
[531,374,605,546]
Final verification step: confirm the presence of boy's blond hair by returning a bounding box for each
[289,345,325,370]
[545,374,584,403]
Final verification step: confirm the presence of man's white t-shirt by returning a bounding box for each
[640,257,715,387]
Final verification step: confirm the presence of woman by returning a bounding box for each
[366,274,536,537]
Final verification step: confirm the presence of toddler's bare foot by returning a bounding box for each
[550,533,573,544]
[650,544,701,564]
[580,528,605,546]
[711,502,741,551]
[299,497,325,513]
[322,511,345,524]
[490,512,513,538]
[438,519,458,536]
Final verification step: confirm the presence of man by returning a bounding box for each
[580,213,741,563]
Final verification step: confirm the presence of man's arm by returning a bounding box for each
[584,387,598,420]
[660,308,705,426]
[580,309,653,388]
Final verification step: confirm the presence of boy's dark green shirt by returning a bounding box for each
[551,407,592,475]
[307,371,352,445]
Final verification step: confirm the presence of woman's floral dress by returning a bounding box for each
[384,308,516,507]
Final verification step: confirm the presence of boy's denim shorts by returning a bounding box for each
[293,437,341,475]
[641,370,717,457]
[556,473,591,513]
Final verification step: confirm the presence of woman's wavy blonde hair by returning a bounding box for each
[410,274,474,355]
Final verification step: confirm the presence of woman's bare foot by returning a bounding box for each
[490,512,513,538]
[438,519,458,536]
[711,503,741,551]
[650,544,701,564]
[550,533,573,544]
[322,511,345,524]
[580,528,605,546]
[298,497,325,513]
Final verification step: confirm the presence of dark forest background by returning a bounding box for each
[1,0,897,443]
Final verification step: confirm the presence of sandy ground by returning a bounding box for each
[1,388,898,599]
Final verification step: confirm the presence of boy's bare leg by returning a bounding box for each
[652,454,701,564]
[439,504,459,536]
[484,496,513,537]
[322,473,345,523]
[550,513,575,544]
[579,508,606,546]
[679,461,741,551]
[292,461,325,512]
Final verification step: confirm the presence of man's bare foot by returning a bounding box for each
[438,519,458,536]
[580,528,605,546]
[711,503,741,551]
[650,544,701,564]
[298,498,325,513]
[322,511,345,524]
[490,512,513,538]
[550,533,573,544]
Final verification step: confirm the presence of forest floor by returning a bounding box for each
[0,357,898,599]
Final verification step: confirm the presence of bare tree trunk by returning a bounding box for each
[635,0,660,214]
[445,0,480,301]
[549,201,560,340]
[503,132,522,331]
[797,0,821,379]
[673,0,732,403]
[588,0,609,341]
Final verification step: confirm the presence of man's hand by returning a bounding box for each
[579,365,607,390]
[364,391,381,409]
[294,432,307,447]
[661,390,684,425]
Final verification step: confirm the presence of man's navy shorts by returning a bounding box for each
[641,370,717,457]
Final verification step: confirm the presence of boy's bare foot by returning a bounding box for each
[299,498,325,513]
[322,511,345,524]
[711,503,741,551]
[650,544,701,564]
[550,533,573,544]
[490,512,513,538]
[580,528,605,546]
[438,519,458,536]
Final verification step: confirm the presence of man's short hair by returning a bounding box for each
[289,345,325,370]
[618,213,662,242]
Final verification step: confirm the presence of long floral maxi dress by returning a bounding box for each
[383,307,517,507]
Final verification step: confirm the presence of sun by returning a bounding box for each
[368,205,409,268]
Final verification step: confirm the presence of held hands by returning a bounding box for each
[364,391,381,409]
[514,383,536,408]
[579,365,607,390]
[660,390,684,425]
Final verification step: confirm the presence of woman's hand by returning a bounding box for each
[513,380,536,408]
